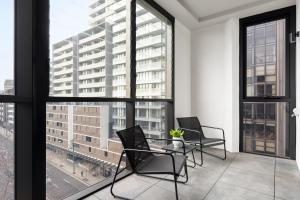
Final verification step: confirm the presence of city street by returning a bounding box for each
[0,127,88,200]
[0,131,14,200]
[46,162,87,200]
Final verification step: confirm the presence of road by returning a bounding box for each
[0,128,88,200]
[46,161,88,200]
[0,133,14,200]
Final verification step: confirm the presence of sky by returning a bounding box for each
[0,0,90,91]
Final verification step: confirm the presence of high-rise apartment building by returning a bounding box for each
[0,80,14,131]
[50,0,170,140]
[46,104,124,166]
[243,20,287,157]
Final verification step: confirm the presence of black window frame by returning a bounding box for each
[0,0,175,199]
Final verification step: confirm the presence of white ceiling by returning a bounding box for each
[182,0,272,19]
[154,0,296,29]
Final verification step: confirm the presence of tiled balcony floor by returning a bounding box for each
[85,148,300,200]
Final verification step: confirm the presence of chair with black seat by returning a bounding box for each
[111,125,188,200]
[177,117,226,166]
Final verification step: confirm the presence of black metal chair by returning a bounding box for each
[177,117,226,166]
[111,125,188,200]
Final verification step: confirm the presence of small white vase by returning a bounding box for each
[173,137,183,148]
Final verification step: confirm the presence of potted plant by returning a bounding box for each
[170,129,185,148]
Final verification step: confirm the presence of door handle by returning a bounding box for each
[291,108,300,117]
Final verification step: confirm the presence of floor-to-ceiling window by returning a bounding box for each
[240,7,296,158]
[47,0,174,199]
[0,1,14,199]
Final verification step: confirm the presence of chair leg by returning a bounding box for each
[173,174,179,200]
[187,150,196,168]
[183,159,189,183]
[110,152,131,200]
[200,144,203,166]
[223,142,227,160]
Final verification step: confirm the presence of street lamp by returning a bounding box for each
[71,139,76,174]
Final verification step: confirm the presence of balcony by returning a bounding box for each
[113,22,126,33]
[79,41,105,53]
[136,49,163,61]
[137,22,163,37]
[136,62,163,72]
[78,71,106,80]
[113,57,126,65]
[136,36,163,49]
[53,84,73,91]
[113,45,126,54]
[52,60,73,69]
[53,52,74,62]
[53,68,73,76]
[113,33,126,43]
[53,43,73,54]
[83,150,300,200]
[112,68,127,76]
[52,76,73,84]
[78,62,106,71]
[78,91,106,97]
[112,79,126,86]
[79,31,105,45]
[79,51,106,62]
[78,82,105,89]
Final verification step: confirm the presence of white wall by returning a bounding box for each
[296,0,300,170]
[174,20,192,127]
[191,3,300,159]
[191,19,239,152]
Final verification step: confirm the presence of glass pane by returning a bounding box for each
[136,0,173,99]
[246,19,285,97]
[0,103,14,200]
[242,102,289,157]
[0,1,14,95]
[135,102,167,147]
[46,102,126,200]
[50,0,130,98]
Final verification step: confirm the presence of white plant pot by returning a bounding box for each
[173,137,183,148]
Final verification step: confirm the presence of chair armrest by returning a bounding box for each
[201,125,225,140]
[145,137,186,154]
[179,128,202,142]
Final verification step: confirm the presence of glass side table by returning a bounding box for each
[162,143,201,168]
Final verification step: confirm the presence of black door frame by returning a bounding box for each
[239,6,296,159]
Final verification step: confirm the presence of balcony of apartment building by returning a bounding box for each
[79,31,105,45]
[79,41,106,54]
[79,61,106,71]
[53,43,74,54]
[79,51,106,62]
[3,1,300,200]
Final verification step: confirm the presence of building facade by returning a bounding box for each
[243,20,288,157]
[0,80,14,131]
[50,0,171,140]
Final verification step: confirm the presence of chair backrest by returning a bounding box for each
[177,117,205,141]
[116,125,152,170]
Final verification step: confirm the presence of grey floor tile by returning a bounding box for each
[156,167,221,200]
[275,175,300,200]
[205,182,274,200]
[235,153,275,164]
[135,185,187,200]
[83,153,300,200]
[218,166,274,196]
[230,155,275,176]
[275,158,300,178]
[84,195,101,200]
